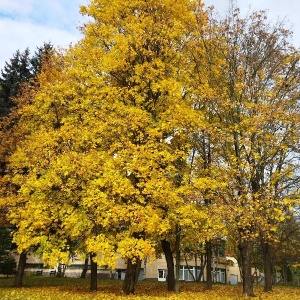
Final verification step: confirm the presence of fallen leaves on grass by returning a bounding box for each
[1,278,300,299]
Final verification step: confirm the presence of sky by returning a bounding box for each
[0,0,299,71]
[0,0,88,70]
[203,0,300,46]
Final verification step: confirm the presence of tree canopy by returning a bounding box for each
[0,1,300,296]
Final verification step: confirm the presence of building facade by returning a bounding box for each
[19,252,244,284]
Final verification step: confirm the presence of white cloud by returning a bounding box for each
[0,0,35,16]
[203,0,300,47]
[0,0,88,70]
[1,0,299,71]
[0,18,82,69]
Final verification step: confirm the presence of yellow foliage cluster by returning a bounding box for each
[0,0,216,271]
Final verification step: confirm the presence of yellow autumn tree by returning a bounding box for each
[190,6,300,296]
[0,45,58,287]
[4,0,220,295]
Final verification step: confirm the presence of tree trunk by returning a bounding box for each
[56,264,62,277]
[184,255,196,281]
[174,224,181,294]
[161,239,175,292]
[122,257,141,295]
[261,239,273,292]
[272,265,277,285]
[206,241,213,290]
[281,264,287,285]
[80,257,89,279]
[14,251,27,287]
[286,265,293,284]
[198,252,206,282]
[225,261,228,284]
[238,240,255,297]
[90,253,97,291]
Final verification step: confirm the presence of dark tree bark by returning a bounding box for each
[174,224,181,294]
[13,251,27,287]
[122,257,141,295]
[56,264,63,277]
[198,252,207,282]
[161,239,175,292]
[261,238,273,292]
[238,240,255,297]
[90,253,98,291]
[80,256,89,279]
[281,264,288,285]
[281,264,293,285]
[205,241,213,290]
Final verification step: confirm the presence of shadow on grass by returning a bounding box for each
[0,276,89,288]
[0,276,208,295]
[0,276,170,295]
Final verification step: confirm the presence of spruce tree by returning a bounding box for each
[0,43,54,117]
[30,42,54,77]
[0,49,32,117]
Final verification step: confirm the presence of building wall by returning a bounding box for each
[144,257,166,280]
[14,251,245,283]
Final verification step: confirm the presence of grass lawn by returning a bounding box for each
[1,276,300,299]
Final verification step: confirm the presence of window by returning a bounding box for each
[158,269,166,281]
[212,268,226,283]
[179,266,202,281]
